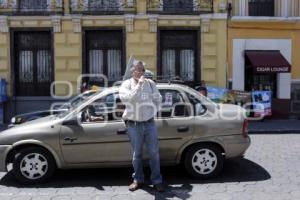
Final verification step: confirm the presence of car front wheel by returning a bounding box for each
[12,147,56,184]
[184,144,224,178]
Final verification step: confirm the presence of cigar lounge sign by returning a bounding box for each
[245,50,292,74]
[255,66,291,73]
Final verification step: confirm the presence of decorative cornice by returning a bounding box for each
[0,16,9,33]
[149,16,158,33]
[201,18,210,33]
[199,13,228,19]
[72,15,82,33]
[125,15,134,32]
[51,16,61,33]
[5,13,228,21]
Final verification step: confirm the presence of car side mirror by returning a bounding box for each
[62,115,80,126]
[172,104,190,117]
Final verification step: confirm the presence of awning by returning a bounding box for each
[245,50,291,73]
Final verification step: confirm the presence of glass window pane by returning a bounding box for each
[107,50,122,81]
[82,93,121,123]
[162,50,176,79]
[248,0,274,16]
[158,89,184,118]
[180,49,194,81]
[89,50,103,80]
[37,50,51,82]
[19,50,33,83]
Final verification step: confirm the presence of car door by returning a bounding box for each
[187,91,215,137]
[60,92,132,164]
[155,88,195,162]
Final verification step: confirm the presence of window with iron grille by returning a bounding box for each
[88,0,120,11]
[163,0,194,12]
[159,30,198,85]
[19,0,49,11]
[84,30,124,86]
[248,0,274,16]
[13,31,53,96]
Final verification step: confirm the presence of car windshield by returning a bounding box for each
[57,91,100,118]
[59,91,97,110]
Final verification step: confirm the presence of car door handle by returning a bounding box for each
[117,129,127,134]
[64,137,77,142]
[177,126,189,132]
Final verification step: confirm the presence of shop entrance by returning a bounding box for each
[244,50,291,118]
[245,58,277,98]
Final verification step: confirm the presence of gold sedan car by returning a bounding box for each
[0,83,250,184]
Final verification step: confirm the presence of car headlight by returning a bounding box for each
[11,117,23,124]
[11,117,16,123]
[16,117,23,124]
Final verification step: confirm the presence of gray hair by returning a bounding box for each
[130,60,145,73]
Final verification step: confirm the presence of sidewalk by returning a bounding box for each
[1,120,300,133]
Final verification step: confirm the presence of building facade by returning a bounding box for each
[228,0,300,118]
[0,0,228,122]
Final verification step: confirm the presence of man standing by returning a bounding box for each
[119,60,164,192]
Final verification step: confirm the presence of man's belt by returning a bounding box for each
[127,117,154,124]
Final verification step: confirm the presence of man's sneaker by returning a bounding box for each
[154,183,165,192]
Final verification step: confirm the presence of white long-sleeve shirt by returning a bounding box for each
[119,78,162,122]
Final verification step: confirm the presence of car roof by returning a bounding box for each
[102,83,191,93]
[95,83,209,103]
[65,82,217,119]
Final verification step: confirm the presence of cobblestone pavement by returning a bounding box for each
[0,134,300,200]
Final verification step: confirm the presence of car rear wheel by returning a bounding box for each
[184,144,224,178]
[12,147,56,184]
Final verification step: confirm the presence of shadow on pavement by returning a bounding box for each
[0,158,271,199]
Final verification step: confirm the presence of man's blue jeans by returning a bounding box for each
[127,118,163,185]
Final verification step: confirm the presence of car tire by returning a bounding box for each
[12,147,56,184]
[184,144,224,179]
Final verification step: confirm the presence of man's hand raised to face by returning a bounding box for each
[138,75,145,87]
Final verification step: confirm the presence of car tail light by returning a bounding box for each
[242,119,249,138]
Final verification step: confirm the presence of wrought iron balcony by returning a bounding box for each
[70,0,136,15]
[147,0,213,15]
[0,0,63,15]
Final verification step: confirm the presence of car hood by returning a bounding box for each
[6,115,60,131]
[218,103,247,120]
[14,109,67,118]
[0,115,62,145]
